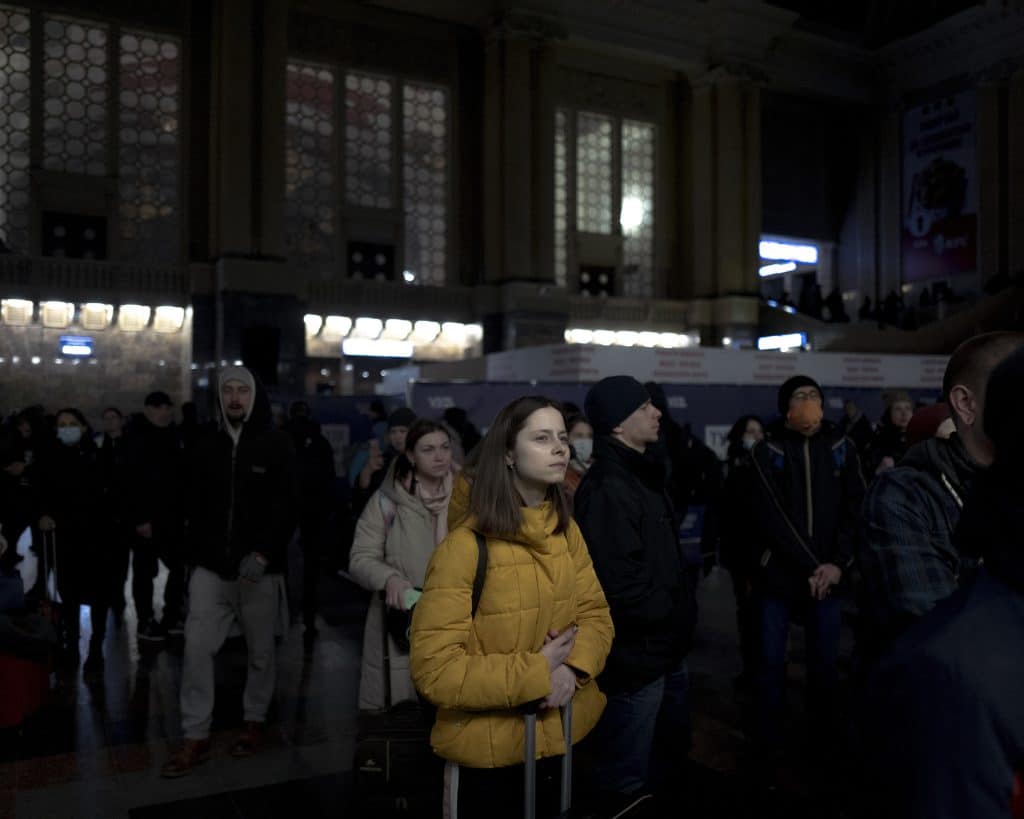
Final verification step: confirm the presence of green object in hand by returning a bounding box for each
[403,588,422,610]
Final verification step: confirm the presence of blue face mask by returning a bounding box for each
[57,426,83,446]
[742,436,757,451]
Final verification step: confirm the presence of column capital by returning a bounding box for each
[689,63,768,91]
[486,11,567,47]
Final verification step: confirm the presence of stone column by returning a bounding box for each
[683,69,761,345]
[481,17,567,349]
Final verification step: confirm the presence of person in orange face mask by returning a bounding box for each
[740,375,866,786]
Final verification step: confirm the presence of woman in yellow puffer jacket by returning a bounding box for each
[410,396,614,817]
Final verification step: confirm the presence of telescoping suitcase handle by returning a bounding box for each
[522,699,572,819]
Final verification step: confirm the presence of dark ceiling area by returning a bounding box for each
[768,0,984,48]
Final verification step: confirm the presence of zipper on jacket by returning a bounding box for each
[750,444,820,567]
[804,437,814,539]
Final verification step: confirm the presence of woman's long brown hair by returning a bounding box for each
[469,396,571,538]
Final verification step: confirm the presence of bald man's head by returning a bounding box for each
[942,331,1024,464]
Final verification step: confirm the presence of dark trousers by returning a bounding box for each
[299,522,325,630]
[729,569,759,679]
[755,593,841,750]
[132,536,185,625]
[590,658,691,797]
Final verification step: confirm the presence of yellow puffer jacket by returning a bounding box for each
[446,470,471,531]
[410,502,613,769]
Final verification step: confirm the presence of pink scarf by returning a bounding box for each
[403,470,454,546]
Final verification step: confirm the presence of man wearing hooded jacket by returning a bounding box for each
[161,366,298,777]
[744,375,865,759]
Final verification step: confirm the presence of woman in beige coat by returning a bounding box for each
[349,418,455,709]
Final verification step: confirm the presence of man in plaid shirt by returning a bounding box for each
[859,331,1024,659]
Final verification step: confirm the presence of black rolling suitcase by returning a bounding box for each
[352,595,441,816]
[521,703,654,819]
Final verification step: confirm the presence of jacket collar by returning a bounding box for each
[764,417,841,445]
[593,436,665,489]
[900,432,979,500]
[955,468,1024,595]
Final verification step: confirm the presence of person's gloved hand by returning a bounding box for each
[238,552,268,583]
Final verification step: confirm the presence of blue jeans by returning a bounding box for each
[591,659,691,796]
[755,594,841,750]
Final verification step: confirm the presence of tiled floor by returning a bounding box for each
[1,552,848,819]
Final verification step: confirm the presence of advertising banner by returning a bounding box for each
[902,91,977,281]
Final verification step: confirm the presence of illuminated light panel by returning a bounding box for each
[304,314,324,336]
[440,322,467,344]
[40,301,75,328]
[759,240,818,264]
[80,303,114,330]
[118,304,151,332]
[615,330,639,347]
[592,330,615,346]
[153,305,186,333]
[323,315,352,338]
[759,261,798,278]
[637,332,660,348]
[382,319,413,341]
[757,332,807,351]
[1,299,33,325]
[342,338,414,358]
[565,328,594,345]
[352,317,384,339]
[412,320,441,343]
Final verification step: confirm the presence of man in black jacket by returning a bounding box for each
[863,345,1024,818]
[745,375,865,758]
[285,401,336,653]
[161,366,298,777]
[574,375,696,802]
[123,391,187,642]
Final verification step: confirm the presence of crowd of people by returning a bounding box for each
[1,330,1023,818]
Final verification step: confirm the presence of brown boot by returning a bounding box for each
[230,721,265,758]
[160,738,211,778]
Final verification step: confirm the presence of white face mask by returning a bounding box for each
[57,426,83,446]
[741,435,757,451]
[572,437,594,463]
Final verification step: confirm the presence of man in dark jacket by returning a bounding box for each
[859,331,1024,659]
[161,366,298,777]
[285,401,336,652]
[574,375,695,803]
[746,375,865,755]
[863,345,1024,819]
[123,391,187,642]
[97,407,130,617]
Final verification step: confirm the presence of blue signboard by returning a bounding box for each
[59,335,94,356]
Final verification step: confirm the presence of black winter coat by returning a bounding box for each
[745,420,866,601]
[122,418,186,542]
[863,469,1024,818]
[186,388,298,579]
[574,437,696,694]
[37,441,114,602]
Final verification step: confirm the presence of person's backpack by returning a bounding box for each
[352,531,488,815]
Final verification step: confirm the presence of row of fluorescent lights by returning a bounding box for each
[305,314,483,358]
[0,299,187,333]
[564,328,698,348]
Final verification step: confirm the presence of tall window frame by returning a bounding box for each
[554,107,656,298]
[285,58,452,287]
[0,4,184,263]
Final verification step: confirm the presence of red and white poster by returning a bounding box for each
[902,91,977,282]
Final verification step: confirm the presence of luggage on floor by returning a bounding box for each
[0,651,50,728]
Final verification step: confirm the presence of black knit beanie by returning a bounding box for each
[777,375,823,415]
[585,375,652,436]
[388,407,417,429]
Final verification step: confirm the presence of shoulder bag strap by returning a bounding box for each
[471,532,488,617]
